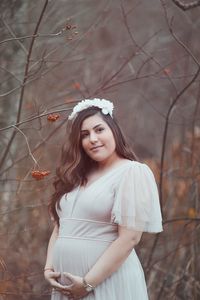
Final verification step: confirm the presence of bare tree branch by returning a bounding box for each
[0,115,67,176]
[145,1,200,279]
[0,0,49,170]
[172,0,200,11]
[0,106,74,132]
[159,0,200,212]
[120,0,178,95]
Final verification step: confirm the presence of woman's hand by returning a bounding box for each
[44,269,68,293]
[62,272,90,299]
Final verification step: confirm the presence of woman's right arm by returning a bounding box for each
[44,224,58,271]
[44,225,67,291]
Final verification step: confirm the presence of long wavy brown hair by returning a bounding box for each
[49,106,138,225]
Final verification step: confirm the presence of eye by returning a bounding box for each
[96,127,104,133]
[81,132,89,138]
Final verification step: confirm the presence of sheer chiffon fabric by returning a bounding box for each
[51,160,163,300]
[111,162,163,232]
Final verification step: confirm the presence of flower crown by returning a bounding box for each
[68,98,114,120]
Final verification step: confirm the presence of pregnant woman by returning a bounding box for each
[44,98,163,299]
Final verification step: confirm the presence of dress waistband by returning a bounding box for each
[58,218,118,242]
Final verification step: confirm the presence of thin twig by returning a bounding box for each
[0,66,22,83]
[1,16,28,54]
[0,30,66,46]
[11,125,39,166]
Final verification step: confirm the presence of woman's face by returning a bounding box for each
[80,114,117,164]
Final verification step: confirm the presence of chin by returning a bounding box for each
[89,154,108,162]
[91,157,105,162]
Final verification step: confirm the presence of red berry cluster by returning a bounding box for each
[31,170,50,180]
[47,113,60,122]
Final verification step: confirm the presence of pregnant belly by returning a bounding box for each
[52,237,110,284]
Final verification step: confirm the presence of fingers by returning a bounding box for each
[51,280,68,290]
[52,287,74,299]
[63,272,74,287]
[50,271,61,278]
[63,272,74,282]
[45,271,60,281]
[62,290,73,297]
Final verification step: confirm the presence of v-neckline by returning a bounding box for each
[80,160,132,190]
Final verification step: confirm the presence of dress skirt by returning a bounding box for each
[51,218,149,300]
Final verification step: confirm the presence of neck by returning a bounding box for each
[97,153,121,171]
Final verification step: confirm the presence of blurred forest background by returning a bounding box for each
[0,0,200,299]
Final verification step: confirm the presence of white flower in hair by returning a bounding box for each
[68,98,114,120]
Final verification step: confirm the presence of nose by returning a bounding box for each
[89,131,98,143]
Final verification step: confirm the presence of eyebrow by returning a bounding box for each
[81,123,103,132]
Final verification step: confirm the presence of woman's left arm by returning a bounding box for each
[84,226,142,287]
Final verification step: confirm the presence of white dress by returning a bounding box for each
[51,160,163,300]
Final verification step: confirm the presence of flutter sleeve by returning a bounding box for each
[111,162,163,233]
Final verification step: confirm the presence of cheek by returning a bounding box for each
[106,133,116,150]
[81,139,86,150]
[111,139,116,150]
[81,139,88,152]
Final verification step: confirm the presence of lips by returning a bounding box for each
[90,145,103,151]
